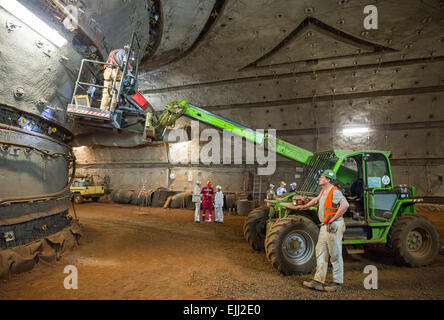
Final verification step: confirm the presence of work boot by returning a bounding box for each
[324,282,341,292]
[302,280,325,291]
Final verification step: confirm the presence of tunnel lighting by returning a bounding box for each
[0,0,67,47]
[342,127,369,135]
[73,146,86,152]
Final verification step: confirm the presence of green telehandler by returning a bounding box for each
[245,150,439,274]
[145,100,440,275]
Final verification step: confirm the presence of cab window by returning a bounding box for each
[337,154,363,198]
[365,153,391,189]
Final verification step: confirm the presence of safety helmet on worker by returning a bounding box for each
[280,181,286,186]
[321,169,336,181]
[207,181,212,187]
[196,181,201,185]
[216,185,222,190]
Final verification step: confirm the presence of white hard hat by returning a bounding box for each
[216,185,222,190]
[269,184,275,188]
[290,182,297,186]
[196,180,201,185]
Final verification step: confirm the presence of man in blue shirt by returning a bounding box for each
[276,181,287,195]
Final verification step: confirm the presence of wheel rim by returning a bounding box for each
[282,230,314,265]
[407,228,432,258]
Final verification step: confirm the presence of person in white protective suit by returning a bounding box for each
[214,185,224,223]
[192,181,202,223]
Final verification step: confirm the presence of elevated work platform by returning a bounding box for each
[67,104,112,121]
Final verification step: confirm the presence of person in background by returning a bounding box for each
[192,181,202,223]
[214,185,224,223]
[200,181,214,222]
[276,181,287,195]
[266,184,275,200]
[289,182,297,193]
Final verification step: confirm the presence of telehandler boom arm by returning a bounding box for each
[145,100,314,165]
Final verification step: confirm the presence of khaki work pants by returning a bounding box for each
[100,67,122,112]
[313,220,346,284]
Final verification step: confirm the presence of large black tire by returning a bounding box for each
[118,190,133,204]
[73,193,83,204]
[265,216,319,275]
[225,194,237,212]
[151,188,171,207]
[389,214,439,267]
[110,190,122,203]
[243,206,269,251]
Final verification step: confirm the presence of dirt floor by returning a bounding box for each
[0,201,443,300]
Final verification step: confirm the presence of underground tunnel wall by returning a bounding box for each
[73,140,300,194]
[73,122,444,198]
[136,0,444,199]
[73,0,444,199]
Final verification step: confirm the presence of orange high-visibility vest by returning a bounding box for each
[319,186,340,223]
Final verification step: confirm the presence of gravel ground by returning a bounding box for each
[0,201,443,300]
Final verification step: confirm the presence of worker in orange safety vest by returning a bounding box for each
[295,169,349,292]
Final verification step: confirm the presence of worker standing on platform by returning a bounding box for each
[214,185,224,223]
[100,45,133,112]
[201,181,214,222]
[192,181,202,223]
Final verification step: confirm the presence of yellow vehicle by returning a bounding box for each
[70,176,105,204]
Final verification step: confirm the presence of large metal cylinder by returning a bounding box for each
[0,104,75,248]
[0,0,153,251]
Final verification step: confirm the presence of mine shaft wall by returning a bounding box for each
[133,0,444,199]
[67,0,444,200]
[0,0,151,122]
[73,142,298,194]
